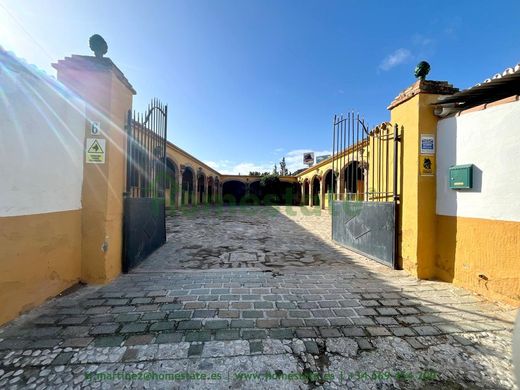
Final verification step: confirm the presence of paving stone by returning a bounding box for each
[355,338,374,350]
[204,320,229,330]
[124,335,154,346]
[376,307,399,316]
[276,302,297,309]
[31,339,62,348]
[230,302,252,309]
[154,332,183,344]
[0,339,31,350]
[62,337,93,347]
[390,327,416,337]
[93,336,125,347]
[115,314,141,322]
[217,310,239,319]
[185,331,211,342]
[366,326,392,336]
[241,330,267,339]
[141,312,167,321]
[58,316,87,325]
[341,327,365,337]
[177,320,203,330]
[188,343,204,357]
[375,316,399,325]
[256,319,279,328]
[230,320,255,328]
[319,327,343,338]
[253,301,274,309]
[249,341,263,353]
[295,328,318,338]
[304,340,319,354]
[288,310,311,318]
[413,325,440,336]
[281,319,305,327]
[168,310,192,319]
[61,326,90,337]
[243,311,264,318]
[214,330,240,340]
[192,310,216,318]
[90,324,119,335]
[149,321,175,331]
[51,352,74,365]
[304,319,329,327]
[269,328,294,339]
[351,317,376,326]
[160,304,183,311]
[333,308,356,317]
[120,323,148,333]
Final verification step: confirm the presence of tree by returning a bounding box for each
[272,164,279,175]
[279,157,287,176]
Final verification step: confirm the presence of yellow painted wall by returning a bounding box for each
[0,210,82,324]
[390,93,441,278]
[436,215,520,306]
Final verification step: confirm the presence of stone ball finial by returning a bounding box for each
[415,61,431,80]
[89,34,108,58]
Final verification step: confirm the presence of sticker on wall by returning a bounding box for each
[420,134,435,155]
[86,138,106,164]
[90,121,101,135]
[419,155,435,176]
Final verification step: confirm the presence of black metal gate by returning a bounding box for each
[331,114,401,268]
[123,99,168,272]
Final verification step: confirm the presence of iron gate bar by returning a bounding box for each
[330,114,401,268]
[123,98,168,272]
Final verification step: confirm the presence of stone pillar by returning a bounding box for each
[53,51,135,284]
[176,173,182,208]
[388,79,458,278]
[300,182,305,206]
[204,179,209,204]
[320,178,326,210]
[309,179,314,207]
[194,177,198,206]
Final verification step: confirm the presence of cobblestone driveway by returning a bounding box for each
[0,206,517,389]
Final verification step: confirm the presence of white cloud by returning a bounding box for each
[379,48,412,71]
[210,149,332,175]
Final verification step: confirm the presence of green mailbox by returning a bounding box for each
[449,164,473,190]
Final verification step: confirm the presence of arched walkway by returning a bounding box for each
[207,176,214,204]
[222,180,246,205]
[166,158,178,206]
[182,167,195,205]
[303,179,310,205]
[344,161,364,198]
[312,176,320,206]
[197,172,206,204]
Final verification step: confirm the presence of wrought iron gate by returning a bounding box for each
[331,114,401,268]
[123,99,168,272]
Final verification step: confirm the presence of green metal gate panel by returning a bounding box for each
[332,200,397,268]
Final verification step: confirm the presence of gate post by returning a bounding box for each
[388,79,457,278]
[53,39,135,283]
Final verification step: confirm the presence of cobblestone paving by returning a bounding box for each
[0,206,517,389]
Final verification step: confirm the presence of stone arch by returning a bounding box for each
[197,171,206,204]
[182,166,195,205]
[207,176,214,204]
[303,179,310,205]
[214,177,221,203]
[312,175,321,207]
[165,157,178,206]
[222,180,246,205]
[343,161,364,196]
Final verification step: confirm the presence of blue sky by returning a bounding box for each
[1,0,519,174]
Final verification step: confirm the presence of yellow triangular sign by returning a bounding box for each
[88,140,104,154]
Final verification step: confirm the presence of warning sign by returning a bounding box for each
[419,155,435,176]
[86,138,106,164]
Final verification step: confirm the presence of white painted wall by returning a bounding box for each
[437,100,520,222]
[0,59,86,217]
